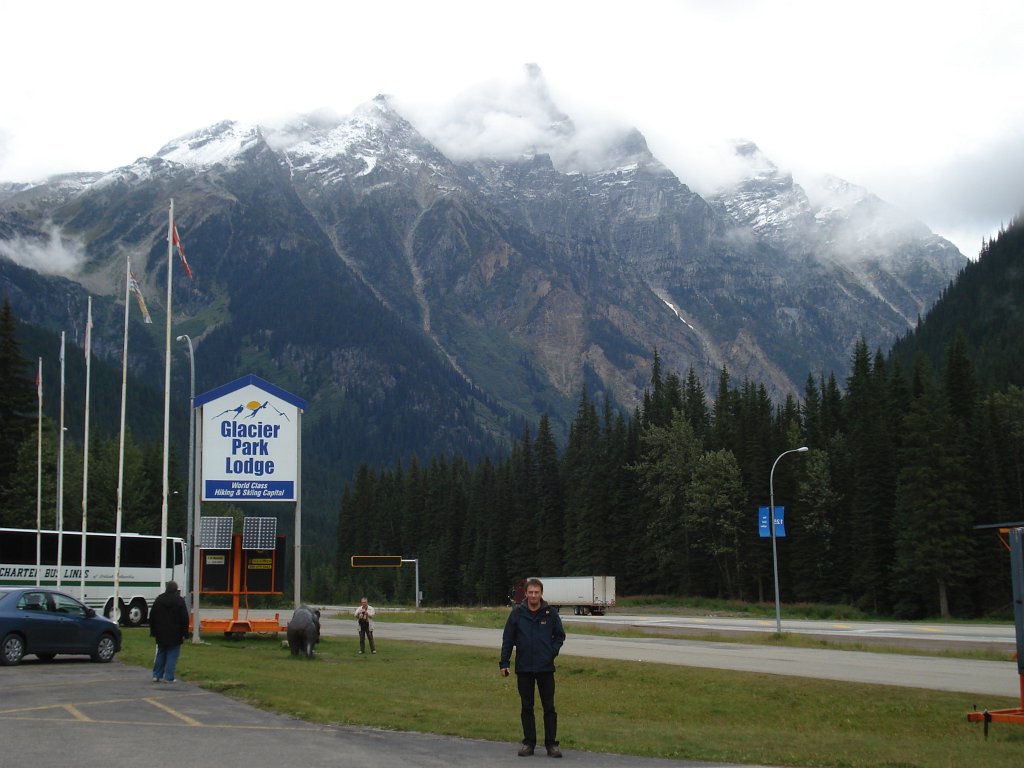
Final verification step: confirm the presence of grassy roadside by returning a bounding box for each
[116,629,1023,767]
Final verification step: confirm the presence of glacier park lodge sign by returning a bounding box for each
[196,375,306,502]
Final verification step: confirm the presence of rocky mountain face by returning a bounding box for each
[0,89,966,478]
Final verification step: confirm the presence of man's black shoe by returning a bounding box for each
[546,745,562,758]
[517,745,535,756]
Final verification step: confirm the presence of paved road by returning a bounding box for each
[323,620,1019,698]
[561,613,1017,650]
[0,660,770,768]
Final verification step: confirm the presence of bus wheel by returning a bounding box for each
[125,599,148,627]
[103,598,127,625]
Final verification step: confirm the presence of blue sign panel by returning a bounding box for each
[758,506,785,538]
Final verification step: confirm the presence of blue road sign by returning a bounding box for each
[758,506,785,538]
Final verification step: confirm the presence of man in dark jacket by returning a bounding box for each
[499,578,566,758]
[149,581,190,682]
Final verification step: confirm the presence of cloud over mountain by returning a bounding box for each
[0,225,85,276]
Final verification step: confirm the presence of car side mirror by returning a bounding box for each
[85,607,97,618]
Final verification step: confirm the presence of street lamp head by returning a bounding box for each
[797,446,809,452]
[176,335,188,343]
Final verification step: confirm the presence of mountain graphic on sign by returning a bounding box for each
[212,400,291,421]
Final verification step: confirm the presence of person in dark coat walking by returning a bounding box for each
[499,578,566,758]
[149,581,189,682]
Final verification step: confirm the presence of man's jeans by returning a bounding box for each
[153,643,182,681]
[517,671,557,747]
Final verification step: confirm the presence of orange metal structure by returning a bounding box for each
[967,676,1024,734]
[189,532,286,637]
[967,524,1024,735]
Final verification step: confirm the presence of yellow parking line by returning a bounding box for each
[63,704,93,722]
[0,712,323,730]
[0,692,204,715]
[144,697,203,726]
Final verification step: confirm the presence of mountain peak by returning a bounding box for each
[729,139,785,183]
[156,120,263,168]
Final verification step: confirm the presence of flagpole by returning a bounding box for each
[160,199,174,582]
[57,332,65,589]
[35,357,42,587]
[80,297,92,601]
[114,258,131,624]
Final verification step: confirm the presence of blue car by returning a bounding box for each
[0,587,122,665]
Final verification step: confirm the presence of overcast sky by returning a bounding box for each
[2,0,1021,259]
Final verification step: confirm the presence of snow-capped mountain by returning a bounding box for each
[708,140,965,326]
[0,76,966,457]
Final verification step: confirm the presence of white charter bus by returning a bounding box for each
[0,527,187,626]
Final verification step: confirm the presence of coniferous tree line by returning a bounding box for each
[333,339,1022,617]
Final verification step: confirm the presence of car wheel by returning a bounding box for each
[1,633,26,666]
[36,653,56,662]
[125,598,148,627]
[91,633,117,663]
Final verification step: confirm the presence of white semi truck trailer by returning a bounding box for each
[510,576,616,615]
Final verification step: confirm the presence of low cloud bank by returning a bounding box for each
[395,64,648,174]
[0,224,86,276]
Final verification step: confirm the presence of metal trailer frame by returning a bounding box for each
[967,525,1024,734]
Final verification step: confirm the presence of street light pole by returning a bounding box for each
[176,335,195,598]
[769,446,808,633]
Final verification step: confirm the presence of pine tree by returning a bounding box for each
[633,410,701,591]
[684,449,747,598]
[683,366,711,442]
[534,414,564,575]
[792,449,839,602]
[562,386,606,573]
[891,360,975,617]
[844,339,898,612]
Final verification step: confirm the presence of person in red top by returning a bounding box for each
[499,578,566,758]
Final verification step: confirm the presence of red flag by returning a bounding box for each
[172,223,193,279]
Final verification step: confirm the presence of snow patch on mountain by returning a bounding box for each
[156,120,262,168]
[269,98,454,185]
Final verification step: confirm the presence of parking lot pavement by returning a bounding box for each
[0,658,768,768]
